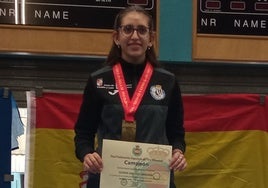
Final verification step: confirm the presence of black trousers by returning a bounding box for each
[86,173,100,188]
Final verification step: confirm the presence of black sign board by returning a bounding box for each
[0,0,157,29]
[197,0,268,36]
[0,1,16,24]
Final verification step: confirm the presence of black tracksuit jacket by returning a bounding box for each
[74,60,186,188]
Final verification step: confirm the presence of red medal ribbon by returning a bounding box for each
[113,62,153,122]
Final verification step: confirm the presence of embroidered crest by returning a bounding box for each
[96,78,103,87]
[150,85,165,100]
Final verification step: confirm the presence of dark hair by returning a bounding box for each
[105,5,159,67]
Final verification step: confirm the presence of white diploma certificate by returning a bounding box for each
[100,139,172,188]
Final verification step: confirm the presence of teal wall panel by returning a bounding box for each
[159,1,192,62]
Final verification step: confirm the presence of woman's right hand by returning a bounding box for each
[83,152,103,174]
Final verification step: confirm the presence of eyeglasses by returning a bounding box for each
[119,24,150,36]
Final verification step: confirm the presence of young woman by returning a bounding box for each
[74,5,187,188]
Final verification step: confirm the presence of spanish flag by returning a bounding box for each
[25,91,85,188]
[176,94,268,188]
[26,91,268,188]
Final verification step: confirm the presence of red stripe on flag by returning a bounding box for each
[36,92,82,129]
[183,94,268,132]
[36,92,268,132]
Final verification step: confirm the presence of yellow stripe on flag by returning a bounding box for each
[175,130,268,188]
[26,128,83,188]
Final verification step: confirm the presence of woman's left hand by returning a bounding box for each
[169,149,187,171]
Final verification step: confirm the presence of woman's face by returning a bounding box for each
[113,11,154,64]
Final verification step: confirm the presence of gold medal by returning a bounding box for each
[113,62,153,142]
[121,120,136,142]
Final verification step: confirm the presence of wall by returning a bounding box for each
[159,1,192,62]
[0,1,268,108]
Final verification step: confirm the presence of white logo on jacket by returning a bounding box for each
[96,78,133,96]
[150,85,165,100]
